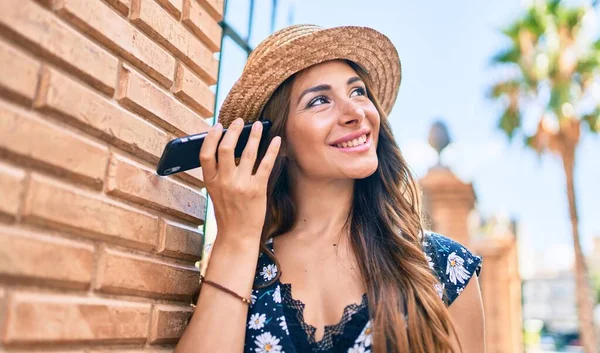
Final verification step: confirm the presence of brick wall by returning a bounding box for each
[0,0,223,350]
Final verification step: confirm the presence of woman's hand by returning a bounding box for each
[200,118,281,244]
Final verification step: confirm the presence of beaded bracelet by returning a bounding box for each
[199,274,252,305]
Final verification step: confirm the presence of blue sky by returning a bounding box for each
[217,0,600,272]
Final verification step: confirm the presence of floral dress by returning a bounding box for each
[243,231,482,353]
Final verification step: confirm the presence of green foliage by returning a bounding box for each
[522,6,547,36]
[491,47,521,65]
[489,0,600,144]
[498,108,521,139]
[488,80,521,99]
[583,111,599,132]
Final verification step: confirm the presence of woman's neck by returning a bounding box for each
[287,173,354,242]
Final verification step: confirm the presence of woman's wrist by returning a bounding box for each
[202,232,261,299]
[213,229,263,253]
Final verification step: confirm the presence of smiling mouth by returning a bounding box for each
[331,133,370,148]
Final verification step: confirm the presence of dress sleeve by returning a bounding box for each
[422,232,482,306]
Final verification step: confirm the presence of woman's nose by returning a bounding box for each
[338,101,365,126]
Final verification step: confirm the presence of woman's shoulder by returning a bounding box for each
[421,231,482,306]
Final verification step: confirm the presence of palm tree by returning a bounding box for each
[489,1,600,352]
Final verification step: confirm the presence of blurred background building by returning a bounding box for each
[420,121,523,353]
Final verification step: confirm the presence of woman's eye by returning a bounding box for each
[308,96,329,108]
[350,87,367,97]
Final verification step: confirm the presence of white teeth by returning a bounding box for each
[334,134,368,148]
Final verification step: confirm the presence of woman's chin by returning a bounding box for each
[344,160,379,179]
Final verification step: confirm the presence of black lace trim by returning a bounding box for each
[280,282,368,351]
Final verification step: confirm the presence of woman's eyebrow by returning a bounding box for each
[347,76,362,85]
[296,77,364,105]
[297,84,330,104]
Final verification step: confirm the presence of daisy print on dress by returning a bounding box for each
[426,254,435,270]
[347,321,373,353]
[357,321,373,347]
[348,344,370,353]
[434,282,445,300]
[248,313,267,330]
[260,264,278,281]
[277,315,289,335]
[273,285,281,303]
[254,332,283,353]
[446,252,470,285]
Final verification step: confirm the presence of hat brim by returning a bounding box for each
[218,25,402,128]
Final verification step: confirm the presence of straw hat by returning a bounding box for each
[217,24,402,128]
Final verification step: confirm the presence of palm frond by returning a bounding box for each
[498,107,522,140]
[547,0,562,16]
[491,47,521,65]
[501,22,521,42]
[576,56,600,76]
[488,80,522,99]
[559,7,586,34]
[583,110,599,132]
[522,7,547,36]
[593,38,600,51]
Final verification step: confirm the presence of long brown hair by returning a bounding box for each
[256,60,462,353]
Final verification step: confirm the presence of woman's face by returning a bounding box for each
[285,60,380,180]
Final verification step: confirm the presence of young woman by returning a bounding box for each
[175,25,485,353]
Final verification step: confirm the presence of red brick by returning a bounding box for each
[117,65,210,136]
[130,0,218,84]
[22,174,158,251]
[0,163,25,220]
[105,0,131,16]
[177,167,205,189]
[172,62,214,118]
[148,304,193,343]
[0,100,109,187]
[198,0,223,22]
[106,154,206,224]
[157,219,203,261]
[3,292,150,345]
[55,0,175,88]
[0,0,118,95]
[157,0,183,19]
[95,247,199,300]
[35,67,168,163]
[182,0,221,52]
[32,0,53,8]
[0,225,93,289]
[0,39,40,104]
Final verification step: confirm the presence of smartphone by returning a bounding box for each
[156,120,273,176]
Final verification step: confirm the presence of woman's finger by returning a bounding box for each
[238,121,263,175]
[254,136,281,183]
[199,123,223,182]
[217,118,245,176]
